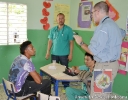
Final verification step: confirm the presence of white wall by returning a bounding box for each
[1,0,128,30]
[0,0,71,29]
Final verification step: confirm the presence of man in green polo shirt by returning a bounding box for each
[45,13,74,90]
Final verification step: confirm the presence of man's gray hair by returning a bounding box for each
[94,1,109,13]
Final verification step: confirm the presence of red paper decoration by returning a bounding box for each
[43,2,51,8]
[40,17,48,24]
[106,0,119,21]
[42,8,50,16]
[43,23,50,30]
[40,1,51,30]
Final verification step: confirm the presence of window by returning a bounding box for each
[0,2,27,45]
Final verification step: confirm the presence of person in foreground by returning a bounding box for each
[66,53,95,100]
[8,41,51,99]
[74,1,122,100]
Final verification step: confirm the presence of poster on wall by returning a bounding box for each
[54,3,70,26]
[77,1,93,28]
[82,4,91,21]
[106,0,119,21]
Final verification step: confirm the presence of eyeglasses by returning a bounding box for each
[90,10,97,15]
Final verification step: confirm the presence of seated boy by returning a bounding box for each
[66,53,95,100]
[8,41,51,99]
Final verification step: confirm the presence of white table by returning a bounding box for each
[40,63,80,96]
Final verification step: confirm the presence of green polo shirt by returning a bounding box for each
[48,25,73,56]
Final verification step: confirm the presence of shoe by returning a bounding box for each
[62,89,66,94]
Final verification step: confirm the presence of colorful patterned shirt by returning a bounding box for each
[8,55,35,92]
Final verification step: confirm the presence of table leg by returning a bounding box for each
[55,80,59,96]
[40,70,43,76]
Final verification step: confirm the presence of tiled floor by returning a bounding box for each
[0,76,127,100]
[0,81,81,100]
[0,84,6,100]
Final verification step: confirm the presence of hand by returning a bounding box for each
[71,66,80,74]
[68,54,72,61]
[71,66,77,71]
[74,69,80,74]
[45,52,50,59]
[73,35,83,45]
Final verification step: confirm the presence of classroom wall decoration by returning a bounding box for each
[118,35,128,75]
[43,1,51,8]
[117,17,128,75]
[106,0,119,21]
[118,41,128,75]
[118,28,128,75]
[54,3,70,26]
[77,1,93,28]
[40,1,51,30]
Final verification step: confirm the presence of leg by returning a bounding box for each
[66,87,89,100]
[15,79,51,96]
[29,79,51,100]
[28,79,51,95]
[59,55,70,88]
[26,75,34,81]
[59,55,68,68]
[51,55,59,85]
[90,61,119,100]
[51,55,59,63]
[51,78,55,91]
[62,81,70,89]
[26,74,38,100]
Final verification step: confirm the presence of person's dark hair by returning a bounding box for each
[94,1,109,13]
[20,41,31,54]
[85,52,94,60]
[57,13,65,17]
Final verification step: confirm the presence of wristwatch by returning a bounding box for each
[80,41,84,46]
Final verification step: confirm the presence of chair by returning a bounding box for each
[2,78,36,100]
[37,92,60,100]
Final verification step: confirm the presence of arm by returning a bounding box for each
[74,27,108,56]
[45,39,52,59]
[29,71,42,84]
[73,35,93,55]
[71,66,81,74]
[68,40,74,61]
[45,29,53,59]
[74,65,89,74]
[37,73,43,80]
[78,70,92,81]
[71,66,79,72]
[81,43,93,55]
